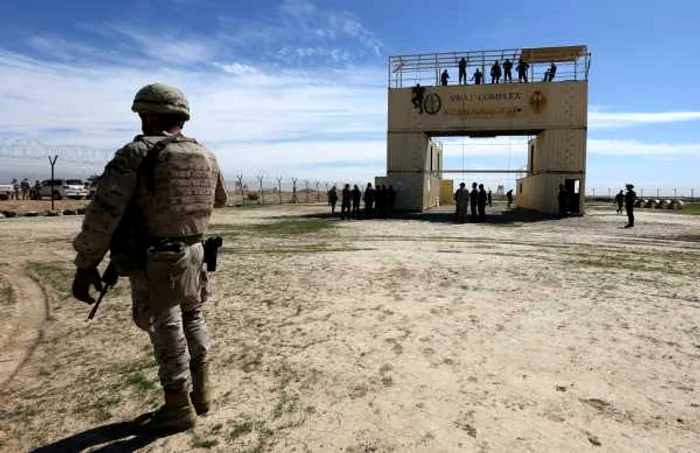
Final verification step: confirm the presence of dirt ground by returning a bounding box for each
[1,204,699,452]
[0,199,88,215]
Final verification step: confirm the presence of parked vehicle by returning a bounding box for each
[38,179,89,200]
[0,183,13,200]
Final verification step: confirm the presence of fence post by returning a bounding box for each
[692,188,695,202]
[236,174,244,206]
[316,181,320,202]
[656,187,660,198]
[276,176,283,204]
[291,178,298,204]
[305,180,310,203]
[256,174,265,205]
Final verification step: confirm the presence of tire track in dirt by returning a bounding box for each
[0,264,50,385]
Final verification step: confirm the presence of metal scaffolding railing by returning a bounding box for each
[388,46,591,88]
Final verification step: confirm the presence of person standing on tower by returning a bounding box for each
[490,61,502,84]
[517,58,529,83]
[471,69,484,85]
[411,84,426,113]
[458,57,467,85]
[503,59,513,83]
[440,69,450,87]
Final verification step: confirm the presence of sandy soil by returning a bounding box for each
[1,204,699,452]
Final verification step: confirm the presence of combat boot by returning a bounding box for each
[137,390,196,433]
[190,364,211,415]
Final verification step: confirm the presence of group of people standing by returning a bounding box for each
[8,178,34,200]
[327,183,396,220]
[454,182,493,223]
[441,58,557,86]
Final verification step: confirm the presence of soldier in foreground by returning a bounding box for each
[72,83,228,433]
[624,183,636,228]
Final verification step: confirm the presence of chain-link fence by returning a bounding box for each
[225,176,373,207]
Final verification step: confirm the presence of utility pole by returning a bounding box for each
[48,155,59,211]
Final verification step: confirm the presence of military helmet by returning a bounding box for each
[131,83,190,121]
[626,183,634,188]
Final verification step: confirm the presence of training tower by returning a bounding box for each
[378,45,590,214]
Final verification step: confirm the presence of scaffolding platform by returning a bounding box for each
[389,45,591,88]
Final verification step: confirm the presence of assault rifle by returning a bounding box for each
[87,262,119,321]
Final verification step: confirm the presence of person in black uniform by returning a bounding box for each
[471,69,484,85]
[441,69,449,87]
[503,59,513,82]
[516,59,529,83]
[487,189,493,207]
[469,182,479,222]
[363,183,375,218]
[558,184,569,218]
[351,184,361,219]
[614,189,624,214]
[341,184,351,220]
[328,186,338,215]
[458,57,467,85]
[411,84,426,113]
[506,189,514,208]
[545,63,557,82]
[375,185,386,218]
[387,185,397,216]
[624,184,636,228]
[490,61,502,84]
[477,183,487,222]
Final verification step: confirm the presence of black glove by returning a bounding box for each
[72,267,103,304]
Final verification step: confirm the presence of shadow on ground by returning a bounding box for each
[299,206,558,225]
[30,421,170,453]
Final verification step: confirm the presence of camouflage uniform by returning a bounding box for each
[73,83,227,430]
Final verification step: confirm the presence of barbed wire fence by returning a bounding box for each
[585,188,699,202]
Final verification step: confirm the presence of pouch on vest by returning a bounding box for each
[145,243,202,314]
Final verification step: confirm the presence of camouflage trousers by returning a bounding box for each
[130,251,210,393]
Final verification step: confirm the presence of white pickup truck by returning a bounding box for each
[0,183,13,200]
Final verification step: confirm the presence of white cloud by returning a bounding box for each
[589,111,700,129]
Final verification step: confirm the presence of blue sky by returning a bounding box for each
[0,0,698,193]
